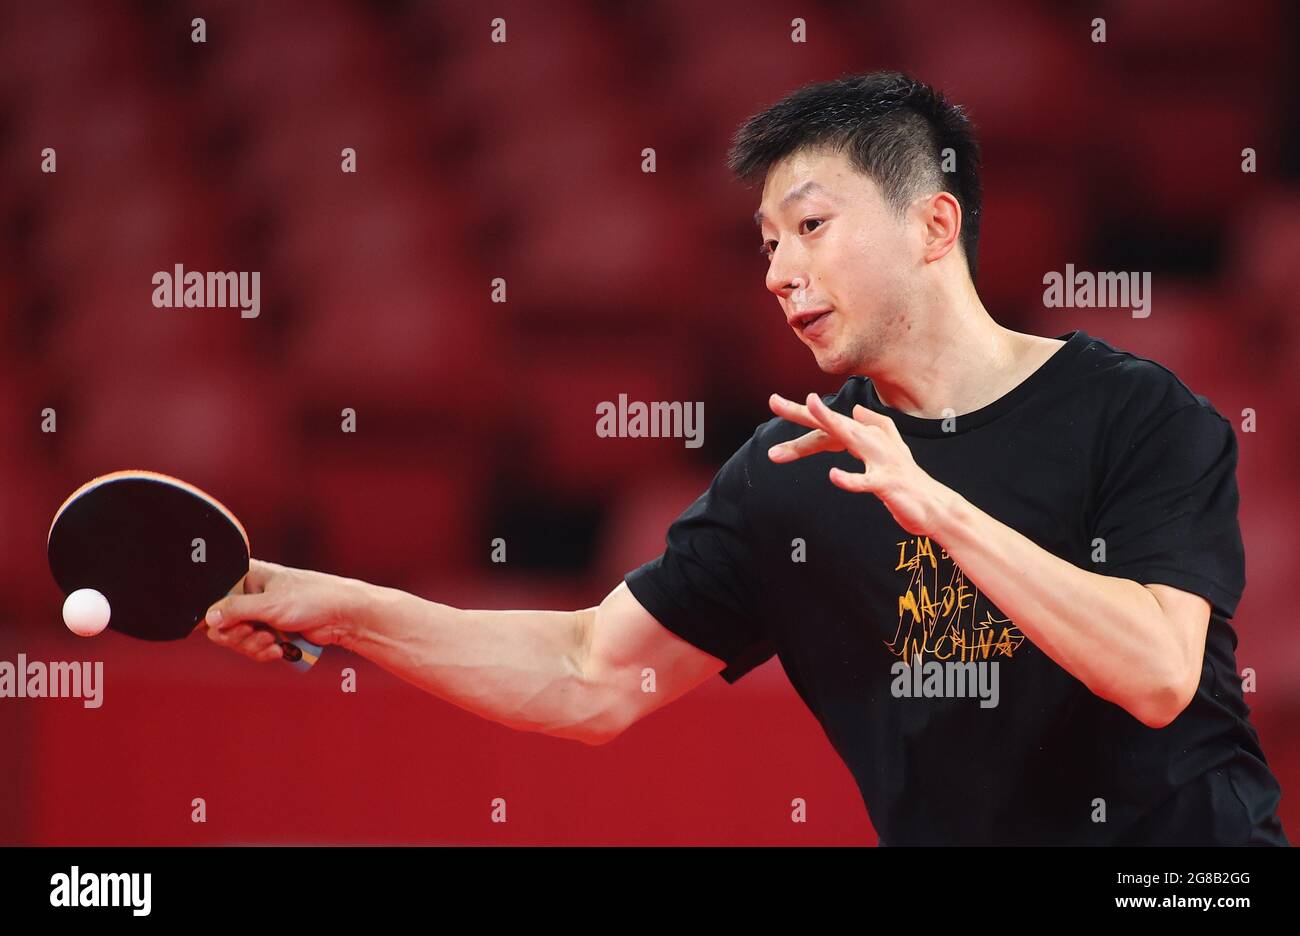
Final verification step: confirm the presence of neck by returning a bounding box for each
[868,279,1039,419]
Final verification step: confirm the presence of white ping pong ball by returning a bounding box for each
[63,588,111,637]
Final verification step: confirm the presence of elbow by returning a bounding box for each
[543,712,622,747]
[1132,669,1199,730]
[588,700,634,745]
[579,726,622,747]
[571,686,631,747]
[575,716,627,747]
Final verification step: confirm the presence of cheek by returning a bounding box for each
[855,241,911,295]
[839,264,894,310]
[816,234,861,298]
[822,226,904,317]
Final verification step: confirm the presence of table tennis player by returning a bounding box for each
[205,71,1288,847]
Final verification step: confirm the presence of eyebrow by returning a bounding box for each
[754,180,832,227]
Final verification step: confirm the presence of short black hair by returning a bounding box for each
[727,71,983,282]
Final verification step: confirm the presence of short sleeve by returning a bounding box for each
[1090,402,1246,619]
[623,436,775,683]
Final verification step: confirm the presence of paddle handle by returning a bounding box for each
[229,574,325,672]
[255,623,324,672]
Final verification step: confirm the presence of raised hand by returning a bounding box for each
[766,391,954,536]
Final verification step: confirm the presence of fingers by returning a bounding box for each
[205,591,274,630]
[769,393,825,431]
[809,393,903,454]
[253,642,285,663]
[804,392,867,453]
[829,465,874,493]
[241,628,283,662]
[850,402,893,428]
[205,620,284,663]
[771,392,908,497]
[770,392,884,465]
[206,621,251,650]
[772,392,890,442]
[768,428,841,462]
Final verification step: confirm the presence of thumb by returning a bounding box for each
[205,591,276,629]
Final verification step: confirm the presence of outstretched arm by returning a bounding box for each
[205,562,723,745]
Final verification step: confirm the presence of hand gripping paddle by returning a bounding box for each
[48,469,323,671]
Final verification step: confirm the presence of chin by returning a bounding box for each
[811,348,854,376]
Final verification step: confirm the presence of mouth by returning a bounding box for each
[789,308,833,338]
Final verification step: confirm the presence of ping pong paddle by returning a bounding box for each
[48,469,323,671]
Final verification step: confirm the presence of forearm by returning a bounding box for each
[929,487,1181,726]
[337,583,610,744]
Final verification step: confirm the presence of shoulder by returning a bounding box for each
[1073,332,1226,426]
[1071,335,1238,481]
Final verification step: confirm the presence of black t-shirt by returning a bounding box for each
[625,330,1288,846]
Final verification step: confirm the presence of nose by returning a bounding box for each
[765,242,808,298]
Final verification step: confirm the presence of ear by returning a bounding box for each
[918,191,962,265]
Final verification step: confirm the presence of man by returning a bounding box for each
[207,72,1287,846]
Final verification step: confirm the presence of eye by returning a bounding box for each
[758,219,824,261]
